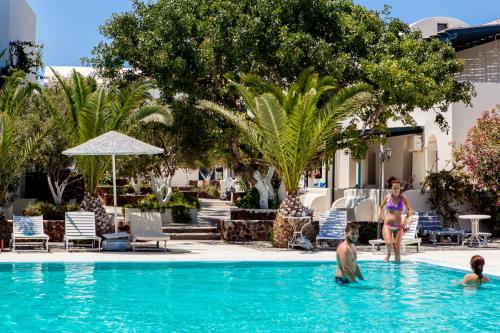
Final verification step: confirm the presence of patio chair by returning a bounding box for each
[316,210,348,247]
[11,215,49,252]
[129,212,171,252]
[417,211,464,246]
[369,215,421,255]
[64,212,101,251]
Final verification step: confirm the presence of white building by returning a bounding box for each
[305,17,500,217]
[0,0,36,68]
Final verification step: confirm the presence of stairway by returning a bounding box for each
[163,224,220,240]
[197,198,231,223]
[163,199,231,240]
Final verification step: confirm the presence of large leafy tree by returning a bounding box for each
[0,72,44,205]
[88,0,473,163]
[47,69,166,233]
[201,70,372,247]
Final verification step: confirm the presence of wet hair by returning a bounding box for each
[345,223,359,234]
[390,178,401,187]
[470,255,485,283]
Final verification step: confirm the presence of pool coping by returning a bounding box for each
[1,241,499,277]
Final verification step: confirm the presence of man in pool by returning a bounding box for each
[335,223,364,285]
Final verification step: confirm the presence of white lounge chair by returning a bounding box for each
[64,212,101,251]
[369,215,421,255]
[316,210,348,247]
[129,212,171,252]
[11,215,49,252]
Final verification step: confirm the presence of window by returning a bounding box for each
[437,23,448,32]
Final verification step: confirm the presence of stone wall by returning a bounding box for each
[218,219,319,243]
[218,220,274,242]
[0,220,65,245]
[218,218,378,245]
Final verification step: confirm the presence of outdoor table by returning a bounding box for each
[285,216,312,249]
[460,215,491,247]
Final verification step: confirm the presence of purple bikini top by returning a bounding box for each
[387,195,404,211]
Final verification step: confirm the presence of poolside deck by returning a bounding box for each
[1,240,500,277]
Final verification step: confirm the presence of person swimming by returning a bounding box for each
[335,223,364,285]
[453,255,490,287]
[377,178,414,263]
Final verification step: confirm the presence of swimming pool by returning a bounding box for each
[0,261,498,332]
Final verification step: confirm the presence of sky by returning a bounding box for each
[26,0,500,67]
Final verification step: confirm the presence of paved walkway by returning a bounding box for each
[1,241,499,277]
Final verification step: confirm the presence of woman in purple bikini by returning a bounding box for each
[377,178,414,263]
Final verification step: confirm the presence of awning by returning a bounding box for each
[436,24,500,51]
[361,126,423,138]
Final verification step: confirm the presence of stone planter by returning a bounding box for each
[124,207,173,225]
[103,194,148,206]
[124,207,197,225]
[229,208,277,220]
[187,208,198,224]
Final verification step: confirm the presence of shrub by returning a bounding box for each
[123,192,200,223]
[453,109,499,233]
[236,187,260,209]
[422,170,471,228]
[24,201,79,220]
[193,181,220,199]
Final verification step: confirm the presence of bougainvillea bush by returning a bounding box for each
[454,108,499,231]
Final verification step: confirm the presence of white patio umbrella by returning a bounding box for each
[62,131,164,234]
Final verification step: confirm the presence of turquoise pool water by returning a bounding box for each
[0,261,498,332]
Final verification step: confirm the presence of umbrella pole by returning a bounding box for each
[112,154,118,234]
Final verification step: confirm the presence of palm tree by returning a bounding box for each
[201,69,372,247]
[47,68,167,234]
[0,71,44,207]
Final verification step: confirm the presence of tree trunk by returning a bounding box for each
[129,175,145,195]
[47,175,68,207]
[148,170,174,204]
[253,170,269,209]
[272,194,311,248]
[228,131,259,185]
[79,193,111,236]
[253,167,276,209]
[278,180,286,202]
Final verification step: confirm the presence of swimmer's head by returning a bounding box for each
[470,255,485,281]
[345,223,359,243]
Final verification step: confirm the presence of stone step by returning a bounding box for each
[163,226,218,234]
[199,199,232,208]
[169,232,220,240]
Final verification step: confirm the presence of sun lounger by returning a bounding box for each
[417,211,464,245]
[11,215,49,252]
[129,212,170,252]
[369,215,421,255]
[64,212,101,251]
[316,210,347,247]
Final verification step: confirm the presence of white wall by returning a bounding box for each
[171,168,199,187]
[451,82,500,145]
[0,0,36,67]
[410,16,468,38]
